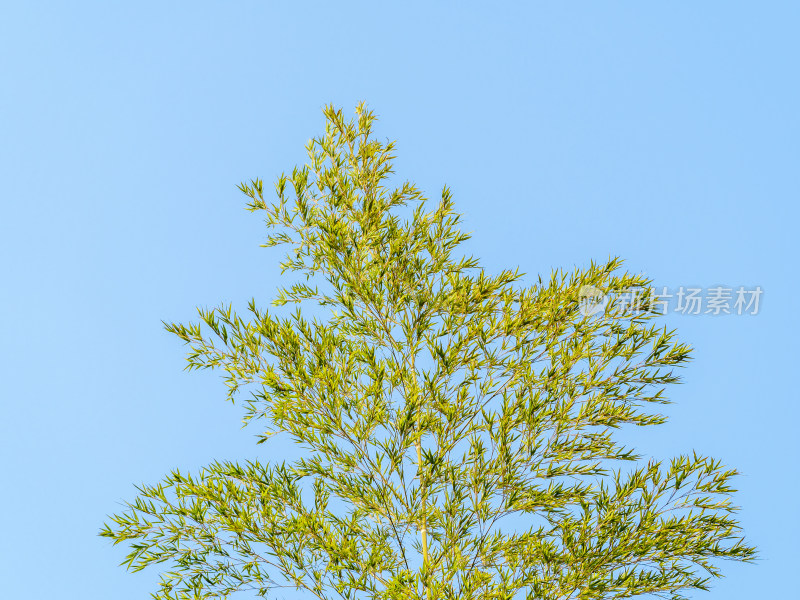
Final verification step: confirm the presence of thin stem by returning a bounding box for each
[412,352,432,600]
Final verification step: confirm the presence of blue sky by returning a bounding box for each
[1,2,797,597]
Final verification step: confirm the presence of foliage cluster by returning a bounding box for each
[102,104,754,600]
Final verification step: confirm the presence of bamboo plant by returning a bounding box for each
[101,104,755,600]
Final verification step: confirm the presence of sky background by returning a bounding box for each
[1,2,797,598]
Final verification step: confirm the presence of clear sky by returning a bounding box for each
[1,2,797,598]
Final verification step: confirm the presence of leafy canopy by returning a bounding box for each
[101,104,755,600]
